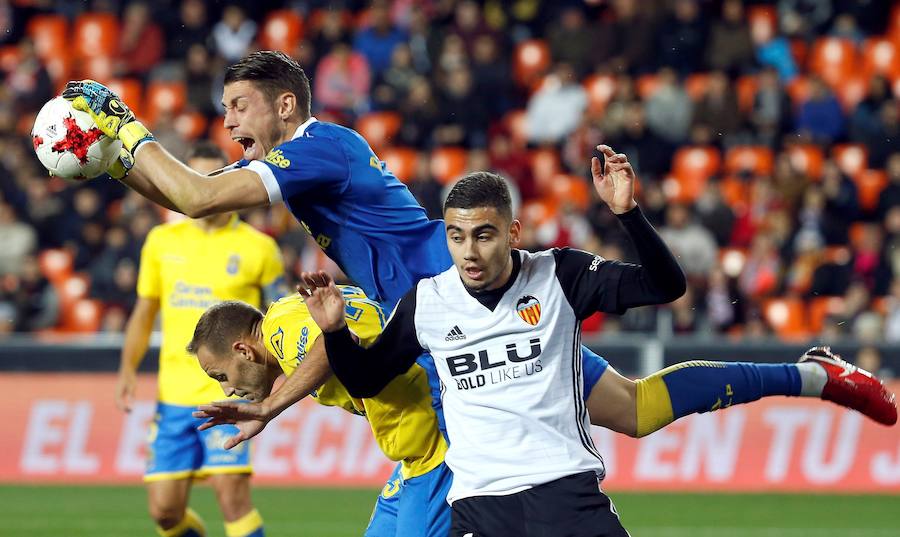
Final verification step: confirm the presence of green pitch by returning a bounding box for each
[0,485,897,537]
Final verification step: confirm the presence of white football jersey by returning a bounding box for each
[414,249,603,503]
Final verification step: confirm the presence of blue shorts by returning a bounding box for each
[144,402,252,482]
[363,347,608,536]
[365,462,453,537]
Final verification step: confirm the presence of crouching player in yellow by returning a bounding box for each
[186,287,449,537]
[116,142,286,537]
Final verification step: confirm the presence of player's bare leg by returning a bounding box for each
[147,478,205,536]
[208,474,264,537]
[587,346,897,437]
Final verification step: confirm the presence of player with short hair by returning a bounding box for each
[299,165,897,537]
[115,142,285,537]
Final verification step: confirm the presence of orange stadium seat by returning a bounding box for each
[684,73,711,101]
[520,197,559,227]
[831,143,868,179]
[665,146,721,202]
[736,75,758,113]
[260,9,304,53]
[307,9,353,33]
[786,75,811,108]
[583,74,617,116]
[355,111,401,153]
[790,38,808,68]
[725,146,774,176]
[718,175,750,212]
[862,37,900,78]
[635,73,661,99]
[430,146,467,184]
[380,147,418,183]
[513,39,551,88]
[764,297,809,340]
[174,112,208,140]
[106,78,143,119]
[889,4,900,41]
[26,15,69,81]
[808,296,845,333]
[548,174,591,211]
[57,273,89,306]
[72,12,119,59]
[208,118,244,162]
[786,143,824,180]
[503,109,528,147]
[78,56,114,82]
[809,37,858,87]
[0,45,19,71]
[38,249,73,283]
[747,5,776,44]
[853,169,888,212]
[144,81,187,126]
[62,298,102,333]
[833,74,869,111]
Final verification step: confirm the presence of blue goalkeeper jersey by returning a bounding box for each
[238,117,451,309]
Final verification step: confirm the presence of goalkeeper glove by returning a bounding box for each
[106,148,135,180]
[62,79,155,155]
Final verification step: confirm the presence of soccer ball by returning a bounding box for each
[31,96,122,180]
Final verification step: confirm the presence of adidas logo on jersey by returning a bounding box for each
[445,325,466,341]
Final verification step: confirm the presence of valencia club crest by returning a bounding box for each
[516,295,542,326]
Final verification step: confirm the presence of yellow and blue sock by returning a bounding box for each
[225,508,265,537]
[156,508,206,537]
[635,361,806,437]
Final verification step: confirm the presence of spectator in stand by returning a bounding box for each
[372,44,417,111]
[706,266,742,333]
[434,66,488,148]
[752,19,798,81]
[867,100,900,169]
[489,132,534,200]
[739,232,782,298]
[547,6,594,78]
[695,180,736,247]
[796,77,845,144]
[658,0,708,76]
[525,63,587,146]
[212,4,256,63]
[116,1,164,79]
[706,0,755,75]
[885,279,900,342]
[5,254,58,332]
[877,153,900,220]
[406,5,437,74]
[856,346,894,381]
[849,75,891,149]
[4,38,52,113]
[311,9,351,62]
[645,67,693,145]
[470,35,511,122]
[829,13,865,45]
[0,202,35,276]
[779,0,833,41]
[90,226,137,303]
[751,67,792,147]
[691,71,742,146]
[852,224,892,296]
[406,153,442,220]
[605,102,672,180]
[314,41,371,120]
[593,0,659,74]
[353,0,408,77]
[771,153,809,211]
[659,203,718,288]
[668,285,701,334]
[820,161,859,245]
[164,0,209,62]
[397,76,439,148]
[598,75,639,140]
[184,44,216,118]
[450,0,495,57]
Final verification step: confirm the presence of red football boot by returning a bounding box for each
[799,346,897,426]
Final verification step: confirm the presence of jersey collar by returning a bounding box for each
[291,116,318,139]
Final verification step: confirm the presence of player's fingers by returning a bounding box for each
[597,144,617,157]
[591,156,601,177]
[224,433,247,450]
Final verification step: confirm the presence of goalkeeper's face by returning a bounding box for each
[445,206,521,292]
[196,342,277,402]
[222,80,284,162]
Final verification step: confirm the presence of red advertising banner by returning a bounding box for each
[2,373,899,492]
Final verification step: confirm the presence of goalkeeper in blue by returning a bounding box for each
[63,51,897,537]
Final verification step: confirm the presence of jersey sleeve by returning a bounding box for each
[136,228,162,299]
[323,287,423,398]
[244,137,350,203]
[553,248,629,318]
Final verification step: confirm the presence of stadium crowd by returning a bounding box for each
[0,0,898,358]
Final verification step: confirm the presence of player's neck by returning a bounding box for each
[195,213,234,231]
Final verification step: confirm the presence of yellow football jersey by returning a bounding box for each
[262,288,448,479]
[137,215,284,406]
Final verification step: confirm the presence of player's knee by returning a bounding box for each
[148,502,185,529]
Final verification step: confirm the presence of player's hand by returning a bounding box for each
[193,401,272,450]
[115,368,137,413]
[298,271,347,333]
[62,80,154,154]
[106,148,135,180]
[592,145,637,215]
